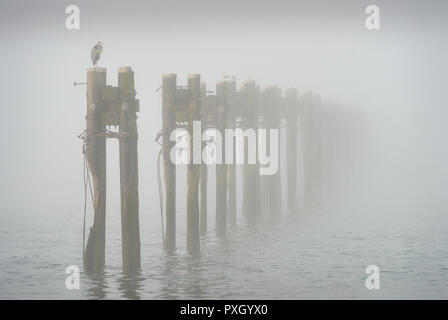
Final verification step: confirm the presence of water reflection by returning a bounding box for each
[83,271,108,299]
[158,253,181,299]
[118,270,145,299]
[83,268,145,299]
[183,254,205,299]
[70,209,448,300]
[157,252,206,299]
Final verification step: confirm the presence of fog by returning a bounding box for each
[0,0,447,298]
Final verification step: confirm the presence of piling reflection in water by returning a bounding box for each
[118,271,144,300]
[84,271,108,300]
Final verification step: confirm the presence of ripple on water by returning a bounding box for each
[1,208,448,299]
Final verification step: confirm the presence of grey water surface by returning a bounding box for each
[1,203,446,299]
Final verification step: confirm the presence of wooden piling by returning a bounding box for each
[162,74,177,252]
[241,80,258,225]
[84,68,107,273]
[262,86,281,216]
[199,83,208,236]
[286,88,298,213]
[226,81,237,226]
[118,66,141,273]
[269,87,282,216]
[215,81,229,236]
[310,94,323,207]
[260,89,269,215]
[187,74,201,255]
[300,91,314,210]
[254,86,262,219]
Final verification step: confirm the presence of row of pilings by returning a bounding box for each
[81,68,328,274]
[161,73,324,257]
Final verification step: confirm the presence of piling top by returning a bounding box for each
[87,67,106,73]
[162,73,177,79]
[118,66,133,73]
[242,79,256,88]
[188,74,200,80]
[286,88,298,96]
[217,79,236,86]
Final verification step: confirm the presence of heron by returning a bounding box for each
[90,41,103,67]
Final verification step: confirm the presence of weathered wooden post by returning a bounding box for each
[118,67,141,272]
[84,68,107,273]
[262,86,281,216]
[187,74,201,255]
[199,83,208,236]
[226,80,237,226]
[215,81,230,236]
[241,80,259,225]
[300,91,314,210]
[285,88,299,213]
[310,94,323,207]
[260,89,269,215]
[269,87,282,216]
[162,74,177,252]
[254,86,262,219]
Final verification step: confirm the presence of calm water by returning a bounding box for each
[0,204,447,299]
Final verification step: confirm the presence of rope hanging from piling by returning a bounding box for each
[82,152,87,255]
[78,130,94,258]
[154,125,219,250]
[155,129,166,249]
[157,147,165,249]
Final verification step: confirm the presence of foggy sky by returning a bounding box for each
[0,0,447,224]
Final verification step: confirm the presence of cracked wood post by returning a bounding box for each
[199,83,208,236]
[286,88,299,214]
[226,80,237,226]
[215,81,229,237]
[187,74,201,255]
[118,66,141,273]
[162,74,177,252]
[84,68,107,273]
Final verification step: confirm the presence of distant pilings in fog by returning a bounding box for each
[160,73,328,255]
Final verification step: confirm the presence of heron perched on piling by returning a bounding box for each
[90,41,104,67]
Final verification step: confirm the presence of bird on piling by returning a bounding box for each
[90,41,104,67]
